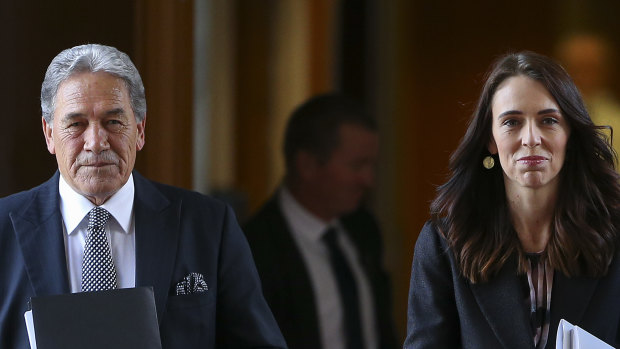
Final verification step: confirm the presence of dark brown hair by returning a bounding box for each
[431,51,620,283]
[283,93,377,180]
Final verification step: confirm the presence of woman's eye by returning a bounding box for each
[502,119,518,127]
[542,117,559,125]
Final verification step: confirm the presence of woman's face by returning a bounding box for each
[489,75,570,191]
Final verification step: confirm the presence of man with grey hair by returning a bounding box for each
[0,44,286,348]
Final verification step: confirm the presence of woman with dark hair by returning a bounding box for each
[404,51,620,349]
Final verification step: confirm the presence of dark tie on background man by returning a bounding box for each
[323,227,365,349]
[81,207,117,292]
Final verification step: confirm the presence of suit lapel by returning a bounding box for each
[11,172,70,296]
[547,271,599,345]
[132,172,180,323]
[341,209,396,348]
[470,256,534,349]
[267,197,322,348]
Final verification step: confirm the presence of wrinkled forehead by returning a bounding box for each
[52,72,132,121]
[56,72,128,99]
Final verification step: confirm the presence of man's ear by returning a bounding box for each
[136,115,146,151]
[42,117,55,154]
[296,150,319,181]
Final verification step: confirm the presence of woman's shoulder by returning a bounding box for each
[609,246,620,277]
[414,219,453,261]
[418,219,449,243]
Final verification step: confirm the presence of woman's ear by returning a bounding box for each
[487,138,497,154]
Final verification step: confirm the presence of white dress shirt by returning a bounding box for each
[279,187,378,349]
[59,174,136,293]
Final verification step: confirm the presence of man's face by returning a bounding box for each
[306,123,379,220]
[42,72,146,205]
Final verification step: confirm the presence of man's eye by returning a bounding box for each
[108,120,122,125]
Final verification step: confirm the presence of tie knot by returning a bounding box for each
[88,207,111,229]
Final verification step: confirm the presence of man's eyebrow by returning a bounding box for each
[62,112,85,121]
[106,108,126,116]
[60,108,127,121]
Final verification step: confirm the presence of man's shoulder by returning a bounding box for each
[0,187,38,208]
[133,173,231,218]
[145,179,214,202]
[243,194,283,234]
[242,193,296,269]
[242,193,292,251]
[0,175,58,215]
[135,172,220,202]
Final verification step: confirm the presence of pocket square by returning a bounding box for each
[175,272,208,295]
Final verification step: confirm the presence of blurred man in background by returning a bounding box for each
[244,93,398,349]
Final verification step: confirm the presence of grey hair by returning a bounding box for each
[41,44,146,123]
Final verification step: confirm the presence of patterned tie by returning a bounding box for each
[323,228,365,349]
[81,207,117,292]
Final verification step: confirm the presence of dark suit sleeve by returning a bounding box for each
[215,205,288,348]
[404,221,460,348]
[617,319,620,348]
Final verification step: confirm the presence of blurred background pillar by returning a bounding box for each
[133,0,194,189]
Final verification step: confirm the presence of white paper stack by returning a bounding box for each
[556,319,615,349]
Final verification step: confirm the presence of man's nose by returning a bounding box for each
[522,122,541,147]
[84,123,110,153]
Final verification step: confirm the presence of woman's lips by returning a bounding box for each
[518,155,547,166]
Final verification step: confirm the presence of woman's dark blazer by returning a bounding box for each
[404,221,620,349]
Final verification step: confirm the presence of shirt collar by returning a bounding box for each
[59,173,135,235]
[279,186,340,242]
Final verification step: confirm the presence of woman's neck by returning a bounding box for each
[505,183,558,253]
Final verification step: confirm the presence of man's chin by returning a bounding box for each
[69,173,127,201]
[74,166,123,182]
[338,202,363,216]
[79,181,120,192]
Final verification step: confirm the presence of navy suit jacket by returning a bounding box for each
[0,171,287,348]
[405,221,620,349]
[243,194,398,349]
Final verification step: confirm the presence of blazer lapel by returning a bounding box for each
[547,271,599,345]
[11,172,70,296]
[470,256,534,349]
[266,196,322,349]
[132,172,180,323]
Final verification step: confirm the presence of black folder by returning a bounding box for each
[29,287,162,349]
